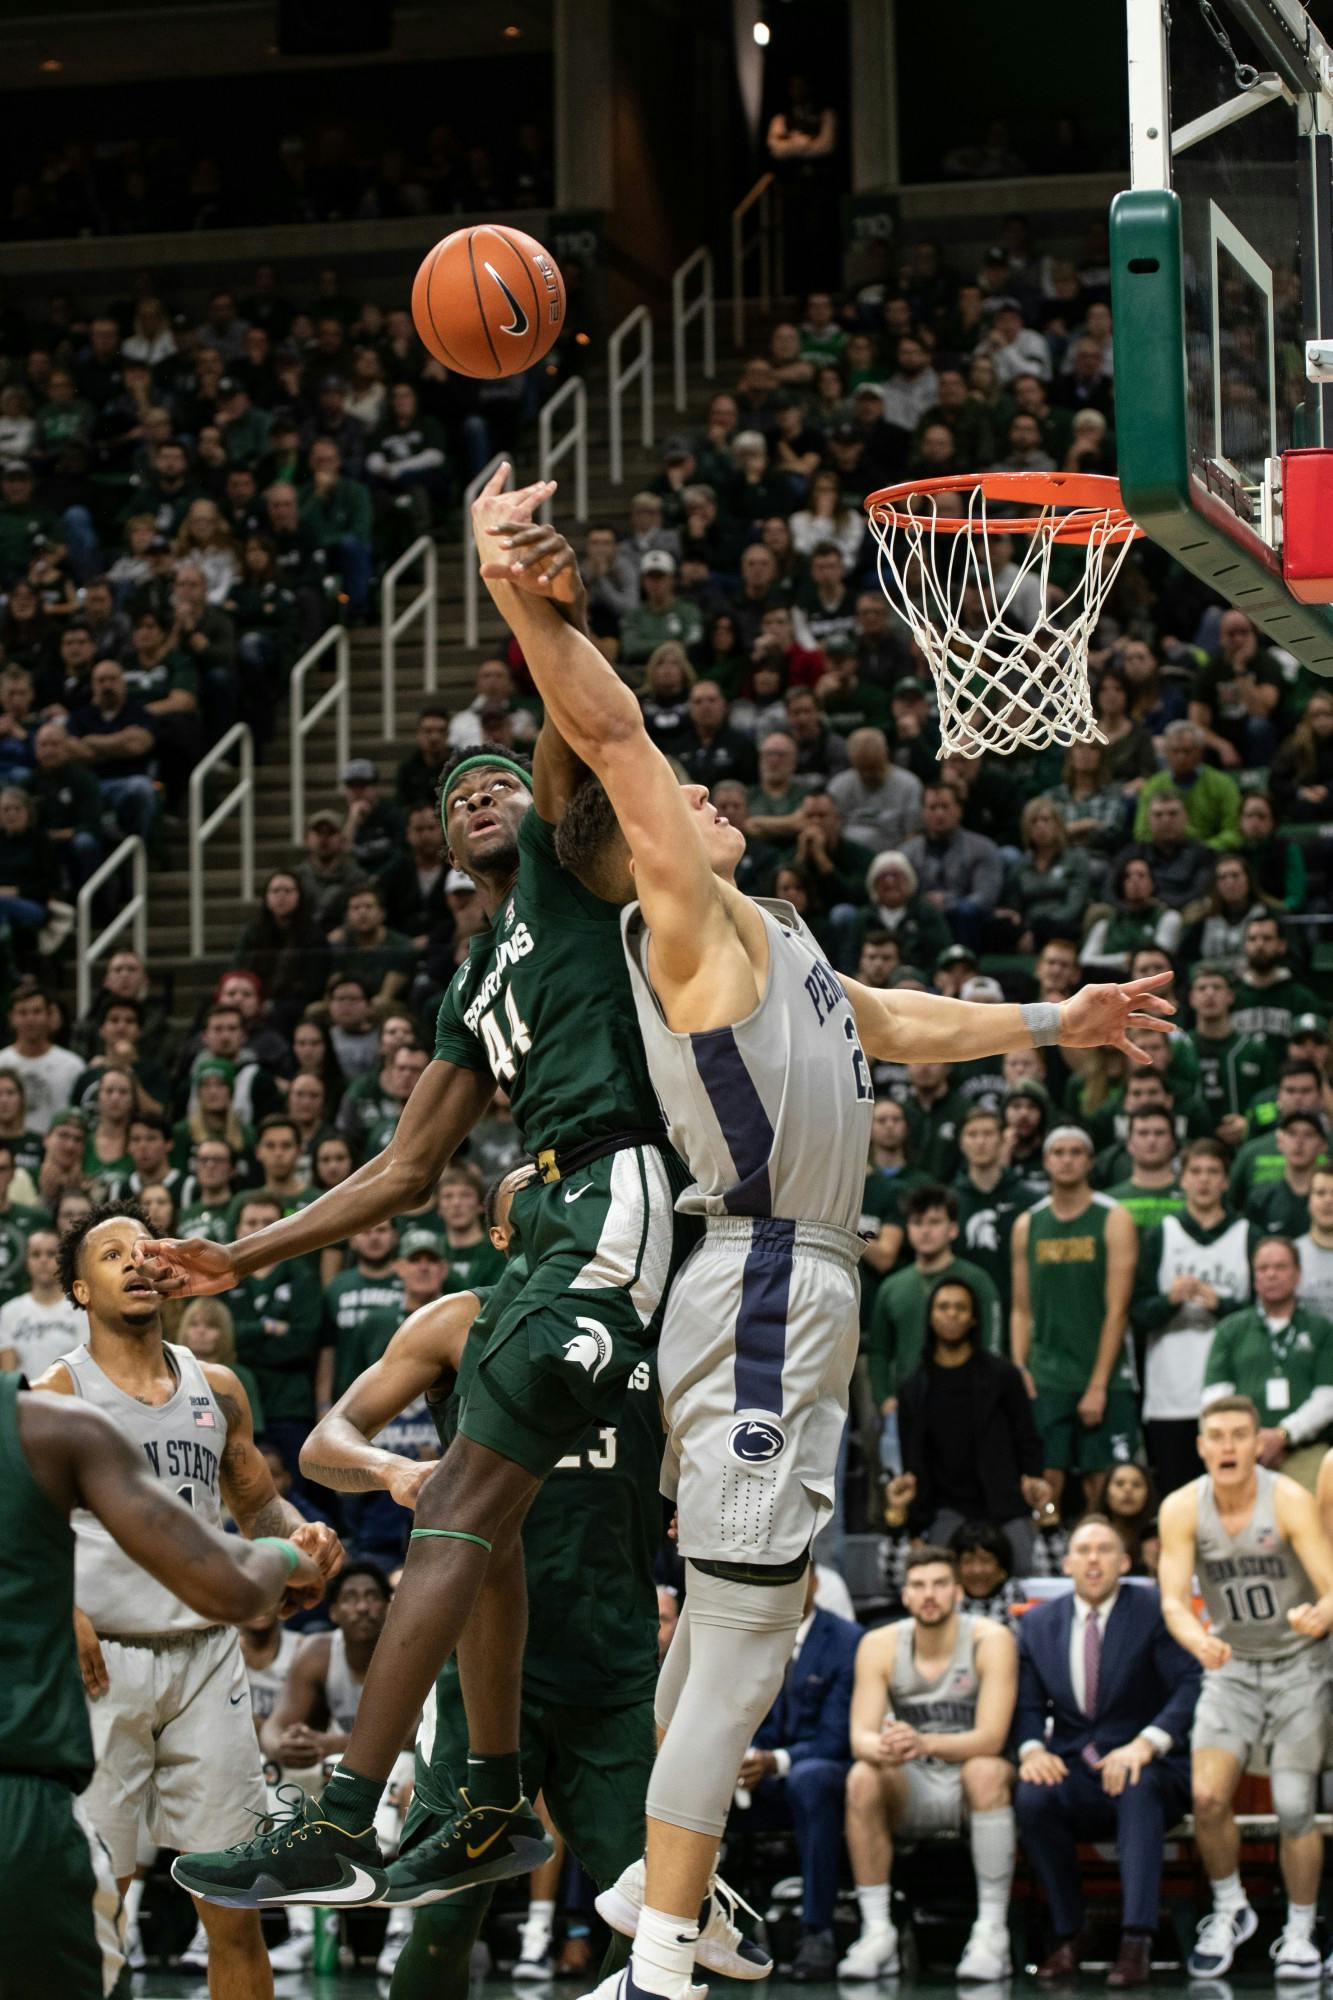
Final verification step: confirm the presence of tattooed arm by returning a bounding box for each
[206,1362,344,1587]
[299,1291,481,1508]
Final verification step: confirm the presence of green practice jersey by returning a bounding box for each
[434,1315,662,1707]
[867,1253,1002,1404]
[1025,1193,1136,1394]
[325,1268,406,1399]
[1105,1178,1185,1232]
[0,1375,92,1787]
[1189,1028,1277,1123]
[434,808,664,1156]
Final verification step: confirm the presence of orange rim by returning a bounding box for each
[865,469,1142,545]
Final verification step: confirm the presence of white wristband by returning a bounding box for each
[1021,1001,1062,1047]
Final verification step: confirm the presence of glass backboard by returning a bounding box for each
[1112,0,1333,669]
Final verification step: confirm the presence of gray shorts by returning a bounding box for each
[1191,1645,1331,1773]
[83,1625,266,1878]
[894,1760,965,1840]
[659,1217,860,1568]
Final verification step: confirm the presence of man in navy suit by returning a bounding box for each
[1014,1515,1202,1988]
[732,1565,861,1982]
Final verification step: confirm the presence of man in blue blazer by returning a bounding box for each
[733,1566,862,1982]
[1014,1514,1201,1988]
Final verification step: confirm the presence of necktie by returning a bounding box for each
[1082,1608,1101,1718]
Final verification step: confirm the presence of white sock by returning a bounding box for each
[287,1902,314,1937]
[1211,1873,1247,1914]
[1287,1902,1317,1940]
[122,1876,145,1930]
[527,1899,555,1929]
[632,1904,700,1997]
[969,1807,1016,1923]
[856,1883,890,1933]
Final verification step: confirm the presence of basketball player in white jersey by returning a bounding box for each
[32,1203,343,2000]
[839,1545,1018,1981]
[261,1562,392,1767]
[1158,1394,1333,1980]
[472,472,1173,2000]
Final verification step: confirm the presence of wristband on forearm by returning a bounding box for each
[1021,1001,1062,1047]
[253,1536,300,1575]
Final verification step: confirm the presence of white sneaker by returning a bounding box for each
[268,1927,314,1973]
[513,1913,555,1981]
[575,1971,708,2000]
[122,1922,147,1973]
[1187,1903,1257,1978]
[594,1859,772,1980]
[837,1923,900,1979]
[176,1918,210,1971]
[956,1917,1011,1981]
[1271,1924,1322,1981]
[376,1908,413,1978]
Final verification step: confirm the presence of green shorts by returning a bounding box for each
[1032,1386,1141,1475]
[458,1142,695,1481]
[406,1659,654,1893]
[0,1775,128,2000]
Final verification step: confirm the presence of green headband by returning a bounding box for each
[440,755,532,831]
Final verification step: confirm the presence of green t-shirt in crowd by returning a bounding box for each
[228,1260,327,1422]
[1189,1028,1278,1125]
[1204,1302,1333,1429]
[1105,1178,1186,1233]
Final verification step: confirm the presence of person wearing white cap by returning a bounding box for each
[620,550,702,668]
[1010,1126,1139,1514]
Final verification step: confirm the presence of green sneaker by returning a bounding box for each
[381,1790,554,1908]
[170,1784,388,1909]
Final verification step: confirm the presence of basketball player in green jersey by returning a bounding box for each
[142,500,696,1913]
[298,1163,672,1998]
[1011,1125,1140,1513]
[0,1372,321,1999]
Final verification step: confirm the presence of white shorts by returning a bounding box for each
[659,1217,860,1568]
[894,1760,965,1840]
[83,1625,265,1879]
[1192,1645,1331,1773]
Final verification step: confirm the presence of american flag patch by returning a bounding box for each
[194,1408,216,1429]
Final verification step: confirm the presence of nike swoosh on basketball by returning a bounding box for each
[564,1182,593,1202]
[266,1863,381,1905]
[483,262,529,338]
[465,1824,509,1860]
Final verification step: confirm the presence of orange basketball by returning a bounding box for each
[411,224,565,378]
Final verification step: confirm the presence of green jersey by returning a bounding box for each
[435,1318,662,1707]
[867,1253,1002,1404]
[1105,1178,1186,1232]
[1204,1302,1333,1430]
[0,1204,48,1305]
[952,1166,1039,1310]
[1229,1133,1327,1210]
[1190,1028,1277,1123]
[434,808,664,1156]
[1246,1179,1311,1241]
[902,1088,966,1182]
[1025,1193,1135,1394]
[0,1375,92,1787]
[1231,975,1320,1042]
[229,1260,326,1420]
[402,1220,508,1294]
[176,1198,233,1245]
[325,1268,406,1398]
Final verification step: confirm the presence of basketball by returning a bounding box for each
[411,224,565,379]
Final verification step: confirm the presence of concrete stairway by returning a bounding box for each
[120,355,715,1029]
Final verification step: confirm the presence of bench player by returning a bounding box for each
[32,1203,342,1999]
[0,1362,322,1999]
[467,476,1174,2000]
[1158,1394,1333,1981]
[144,514,698,1912]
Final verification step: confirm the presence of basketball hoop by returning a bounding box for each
[865,471,1142,759]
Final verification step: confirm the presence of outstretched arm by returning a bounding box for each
[841,972,1174,1067]
[19,1393,321,1625]
[473,473,727,987]
[209,1362,343,1588]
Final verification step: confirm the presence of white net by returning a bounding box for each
[867,479,1140,758]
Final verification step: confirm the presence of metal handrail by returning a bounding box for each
[189,722,254,960]
[380,534,438,740]
[607,304,654,485]
[538,376,588,524]
[289,625,350,843]
[672,246,715,412]
[76,835,146,1017]
[731,170,782,347]
[463,453,512,650]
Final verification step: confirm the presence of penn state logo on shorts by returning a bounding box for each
[562,1317,613,1380]
[727,1418,786,1464]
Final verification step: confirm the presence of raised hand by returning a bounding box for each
[132,1235,237,1299]
[289,1520,344,1583]
[481,520,582,607]
[1057,971,1175,1062]
[469,461,555,554]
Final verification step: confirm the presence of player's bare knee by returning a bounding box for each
[1271,1766,1318,1840]
[846,1759,883,1812]
[413,1434,536,1535]
[1191,1779,1232,1823]
[963,1755,1011,1811]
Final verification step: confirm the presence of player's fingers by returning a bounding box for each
[477,462,511,501]
[1124,992,1175,1016]
[1121,970,1175,995]
[1114,1034,1152,1064]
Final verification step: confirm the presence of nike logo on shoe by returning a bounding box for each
[465,1825,509,1861]
[563,1182,593,1202]
[265,1863,383,1906]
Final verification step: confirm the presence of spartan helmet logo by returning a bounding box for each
[966,1209,1000,1254]
[562,1316,613,1380]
